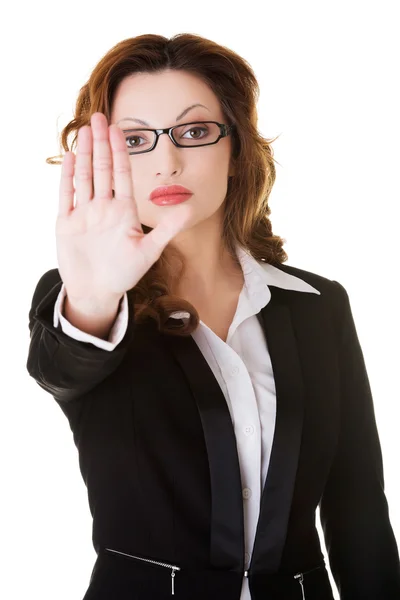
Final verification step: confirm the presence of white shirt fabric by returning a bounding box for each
[53,244,321,600]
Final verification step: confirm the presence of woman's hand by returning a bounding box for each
[55,112,191,305]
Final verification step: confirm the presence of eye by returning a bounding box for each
[181,125,209,140]
[123,129,153,150]
[125,134,145,148]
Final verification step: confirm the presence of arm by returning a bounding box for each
[319,280,400,599]
[26,269,135,403]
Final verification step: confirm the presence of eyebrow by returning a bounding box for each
[116,103,210,127]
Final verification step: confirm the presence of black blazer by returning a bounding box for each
[26,263,400,600]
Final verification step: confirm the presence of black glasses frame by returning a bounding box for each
[121,120,236,155]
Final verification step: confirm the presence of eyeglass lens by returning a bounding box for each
[122,122,220,153]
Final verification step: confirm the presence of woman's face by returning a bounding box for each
[109,69,235,232]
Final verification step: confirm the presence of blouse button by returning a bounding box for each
[244,425,255,436]
[242,488,252,499]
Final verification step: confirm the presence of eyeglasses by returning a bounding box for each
[119,120,235,155]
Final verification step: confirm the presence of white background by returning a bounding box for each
[2,1,399,599]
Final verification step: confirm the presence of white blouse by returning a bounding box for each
[53,244,321,600]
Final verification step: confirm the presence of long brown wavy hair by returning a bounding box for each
[46,33,288,336]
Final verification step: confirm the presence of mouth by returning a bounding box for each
[150,193,193,206]
[150,184,193,201]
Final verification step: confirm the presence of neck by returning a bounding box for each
[166,220,243,300]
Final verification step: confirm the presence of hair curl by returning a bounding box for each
[47,33,288,336]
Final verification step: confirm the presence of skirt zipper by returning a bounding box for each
[105,547,181,595]
[294,565,322,600]
[293,572,305,599]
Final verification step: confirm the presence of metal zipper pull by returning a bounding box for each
[294,572,305,600]
[171,568,176,595]
[105,548,180,596]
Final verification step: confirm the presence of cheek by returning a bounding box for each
[201,156,231,194]
[194,152,231,191]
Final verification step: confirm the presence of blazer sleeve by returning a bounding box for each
[26,269,136,403]
[319,280,400,599]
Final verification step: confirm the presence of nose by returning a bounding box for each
[153,131,182,174]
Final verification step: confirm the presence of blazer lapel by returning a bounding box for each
[250,291,305,574]
[163,287,305,575]
[164,331,245,570]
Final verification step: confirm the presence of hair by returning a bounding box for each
[47,33,288,336]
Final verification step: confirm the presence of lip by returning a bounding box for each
[150,184,193,200]
[150,193,192,206]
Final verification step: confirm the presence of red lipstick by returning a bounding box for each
[150,184,193,205]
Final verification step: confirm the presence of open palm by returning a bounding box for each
[56,112,192,304]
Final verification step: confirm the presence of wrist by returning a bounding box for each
[65,292,123,316]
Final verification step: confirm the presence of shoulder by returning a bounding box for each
[268,261,350,315]
[271,261,333,288]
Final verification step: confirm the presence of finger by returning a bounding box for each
[58,151,76,217]
[91,112,113,200]
[141,206,193,259]
[109,123,141,205]
[74,125,93,206]
[109,125,134,201]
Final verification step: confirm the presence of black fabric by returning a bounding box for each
[26,264,400,599]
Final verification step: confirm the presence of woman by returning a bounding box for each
[26,33,400,599]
